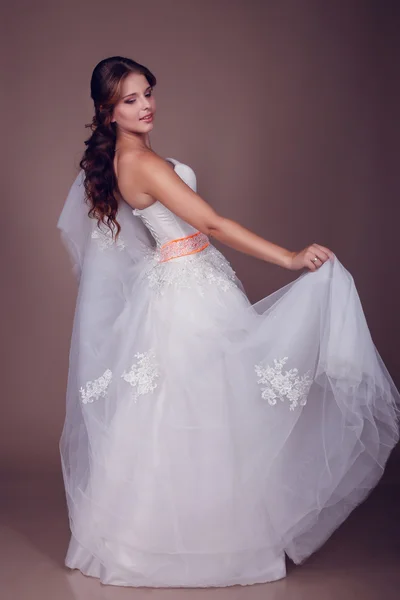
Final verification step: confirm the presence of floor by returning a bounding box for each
[1,461,399,600]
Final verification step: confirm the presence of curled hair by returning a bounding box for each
[79,56,157,240]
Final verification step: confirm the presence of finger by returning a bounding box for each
[307,257,318,271]
[307,251,326,269]
[310,246,329,263]
[316,253,329,265]
[312,243,335,259]
[307,249,324,264]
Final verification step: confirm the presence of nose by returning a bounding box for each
[141,95,151,111]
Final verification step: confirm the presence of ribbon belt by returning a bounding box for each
[159,231,210,263]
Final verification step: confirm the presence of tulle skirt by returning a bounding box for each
[60,245,399,587]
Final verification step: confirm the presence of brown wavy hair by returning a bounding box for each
[79,56,157,240]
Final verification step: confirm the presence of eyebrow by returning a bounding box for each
[122,85,152,99]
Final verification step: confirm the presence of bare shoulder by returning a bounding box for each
[117,148,220,235]
[119,149,173,175]
[116,148,173,185]
[135,150,176,177]
[115,150,174,209]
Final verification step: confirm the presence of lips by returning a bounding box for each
[141,114,153,121]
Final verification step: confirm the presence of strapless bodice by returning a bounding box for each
[132,203,199,248]
[131,157,200,248]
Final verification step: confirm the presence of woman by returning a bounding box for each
[58,56,400,588]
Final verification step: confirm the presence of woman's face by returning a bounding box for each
[111,72,156,132]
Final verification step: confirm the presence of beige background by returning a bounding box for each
[2,0,399,475]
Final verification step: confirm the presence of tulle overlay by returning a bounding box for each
[58,158,399,587]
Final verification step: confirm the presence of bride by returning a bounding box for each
[58,56,400,588]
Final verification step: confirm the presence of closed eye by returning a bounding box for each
[125,90,153,104]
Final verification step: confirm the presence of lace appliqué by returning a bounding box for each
[121,349,160,402]
[143,244,238,297]
[255,356,313,410]
[160,231,209,262]
[80,369,112,404]
[91,224,126,251]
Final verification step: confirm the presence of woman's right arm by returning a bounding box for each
[118,151,333,271]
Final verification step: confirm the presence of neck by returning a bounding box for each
[115,129,152,152]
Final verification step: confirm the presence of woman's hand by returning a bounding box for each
[287,243,335,272]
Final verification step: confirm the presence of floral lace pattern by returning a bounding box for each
[255,356,313,410]
[80,369,113,404]
[142,244,239,297]
[91,224,126,251]
[160,232,210,262]
[121,349,160,401]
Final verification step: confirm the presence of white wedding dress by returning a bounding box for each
[58,157,400,588]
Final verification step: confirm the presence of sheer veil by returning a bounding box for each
[57,167,156,282]
[57,166,158,531]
